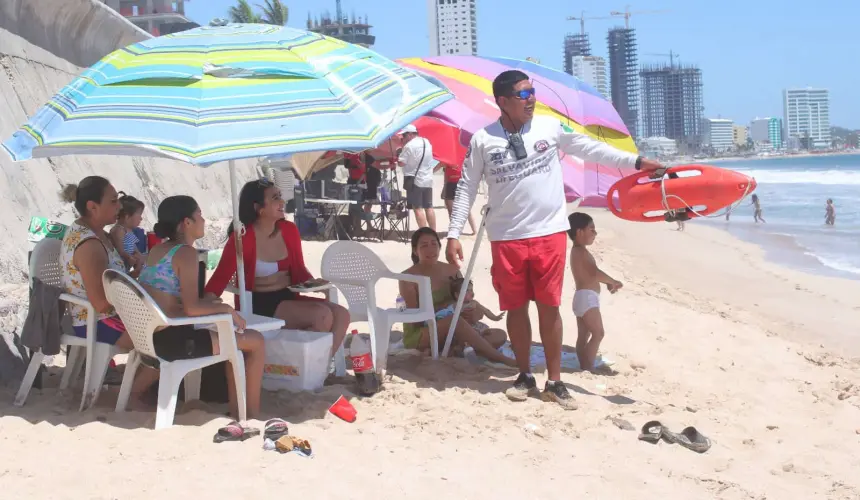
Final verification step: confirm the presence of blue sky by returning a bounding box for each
[187,0,859,129]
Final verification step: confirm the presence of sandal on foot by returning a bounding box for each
[264,418,289,441]
[638,420,664,444]
[213,421,260,443]
[663,426,711,453]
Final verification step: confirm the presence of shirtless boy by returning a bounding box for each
[567,212,622,372]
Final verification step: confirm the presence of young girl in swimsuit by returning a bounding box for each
[140,196,266,419]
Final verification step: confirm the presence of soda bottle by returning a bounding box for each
[350,331,380,396]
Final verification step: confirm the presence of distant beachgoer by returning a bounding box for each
[439,161,478,235]
[675,210,687,231]
[825,199,835,225]
[397,125,436,230]
[751,194,766,223]
[567,212,622,372]
[725,206,732,221]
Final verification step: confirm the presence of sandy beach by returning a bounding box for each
[2,188,860,500]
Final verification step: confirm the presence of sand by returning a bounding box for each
[2,185,860,500]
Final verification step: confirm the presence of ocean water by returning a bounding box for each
[705,154,860,280]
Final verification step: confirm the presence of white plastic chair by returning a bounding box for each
[224,273,347,376]
[15,238,121,411]
[321,241,439,374]
[103,269,247,430]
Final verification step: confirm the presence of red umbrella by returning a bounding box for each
[413,116,468,167]
[363,116,467,168]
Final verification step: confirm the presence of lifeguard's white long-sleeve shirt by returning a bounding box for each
[448,116,640,242]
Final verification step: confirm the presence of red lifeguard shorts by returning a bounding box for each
[490,231,567,311]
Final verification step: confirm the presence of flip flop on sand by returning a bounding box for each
[274,436,313,458]
[662,426,712,453]
[264,418,289,441]
[213,421,261,443]
[638,420,664,444]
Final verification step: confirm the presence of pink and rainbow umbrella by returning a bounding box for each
[397,56,638,207]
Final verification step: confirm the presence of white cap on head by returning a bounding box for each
[398,124,418,135]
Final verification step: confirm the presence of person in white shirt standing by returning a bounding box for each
[397,124,436,230]
[446,70,664,409]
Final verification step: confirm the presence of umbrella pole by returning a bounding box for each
[229,160,249,313]
[442,205,490,357]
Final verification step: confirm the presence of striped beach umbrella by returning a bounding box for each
[397,56,636,207]
[2,24,452,312]
[2,24,452,165]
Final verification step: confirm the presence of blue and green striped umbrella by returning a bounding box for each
[2,24,452,165]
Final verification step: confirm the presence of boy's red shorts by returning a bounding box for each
[490,231,567,311]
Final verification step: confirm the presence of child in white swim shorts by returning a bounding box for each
[568,212,623,371]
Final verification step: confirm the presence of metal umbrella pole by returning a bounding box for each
[442,205,490,357]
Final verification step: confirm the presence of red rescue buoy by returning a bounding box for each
[606,164,756,222]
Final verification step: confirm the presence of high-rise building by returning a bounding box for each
[428,0,478,56]
[701,118,734,152]
[733,125,748,148]
[607,28,639,139]
[104,0,198,36]
[562,34,591,75]
[639,63,704,146]
[749,117,783,149]
[571,56,608,99]
[783,87,831,149]
[307,5,375,48]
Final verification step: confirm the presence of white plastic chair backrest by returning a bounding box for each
[321,241,389,310]
[102,269,167,359]
[30,238,63,288]
[272,168,295,202]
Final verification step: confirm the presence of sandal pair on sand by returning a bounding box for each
[262,418,313,458]
[638,420,711,453]
[212,418,290,444]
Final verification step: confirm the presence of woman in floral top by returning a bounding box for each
[60,177,161,402]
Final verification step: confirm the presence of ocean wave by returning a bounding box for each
[732,168,860,185]
[805,252,860,277]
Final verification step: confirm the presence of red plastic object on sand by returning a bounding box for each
[606,164,756,222]
[329,395,357,423]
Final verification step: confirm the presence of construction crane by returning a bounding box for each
[565,11,614,36]
[644,50,680,67]
[609,5,669,29]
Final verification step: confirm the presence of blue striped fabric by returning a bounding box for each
[2,24,453,166]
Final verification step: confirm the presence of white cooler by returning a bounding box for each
[262,329,333,393]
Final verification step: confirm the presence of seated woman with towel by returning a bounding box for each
[205,179,350,358]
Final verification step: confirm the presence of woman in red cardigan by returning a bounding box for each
[205,179,350,356]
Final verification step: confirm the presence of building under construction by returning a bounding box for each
[562,33,591,75]
[607,28,639,139]
[307,1,374,47]
[640,63,704,148]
